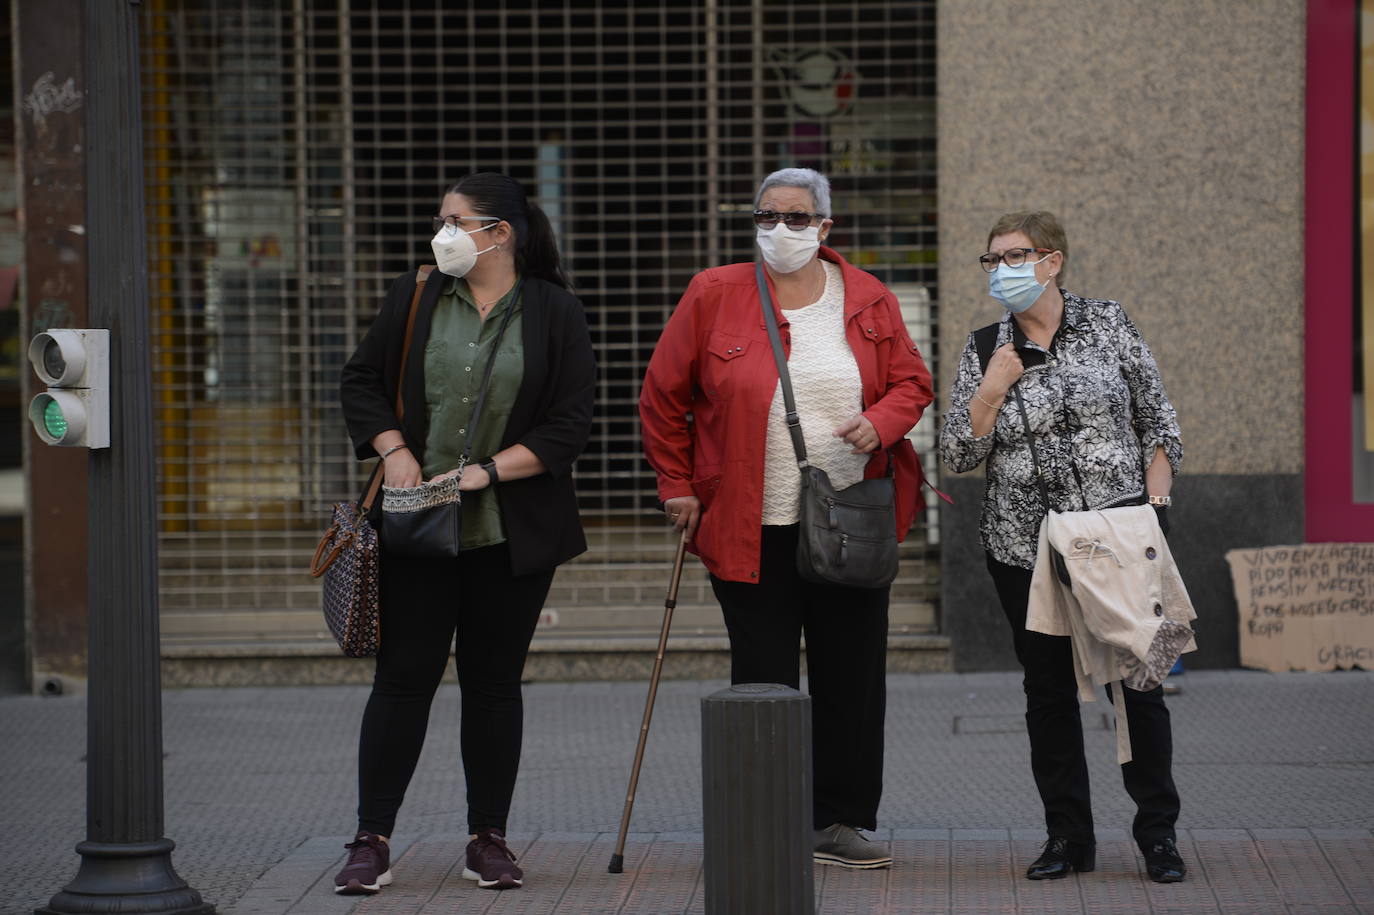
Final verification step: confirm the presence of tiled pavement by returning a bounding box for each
[229,828,1374,914]
[6,670,1374,914]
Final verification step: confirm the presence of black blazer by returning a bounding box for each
[340,270,596,575]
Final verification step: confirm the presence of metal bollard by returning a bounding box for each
[701,683,814,915]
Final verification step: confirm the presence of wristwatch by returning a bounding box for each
[1148,495,1172,507]
[480,458,499,484]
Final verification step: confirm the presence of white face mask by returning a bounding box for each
[756,222,821,274]
[430,222,498,277]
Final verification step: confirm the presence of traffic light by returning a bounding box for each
[28,329,110,448]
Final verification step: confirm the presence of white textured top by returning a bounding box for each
[761,260,867,525]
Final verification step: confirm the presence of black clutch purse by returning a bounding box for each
[381,475,463,558]
[380,280,521,558]
[756,262,900,589]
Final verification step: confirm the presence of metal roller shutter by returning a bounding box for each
[140,0,939,655]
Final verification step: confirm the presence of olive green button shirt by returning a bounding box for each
[422,276,525,550]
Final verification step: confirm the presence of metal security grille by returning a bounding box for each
[140,0,938,652]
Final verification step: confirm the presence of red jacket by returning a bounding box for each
[639,248,934,583]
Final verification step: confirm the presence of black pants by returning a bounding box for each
[710,524,889,831]
[986,554,1179,847]
[356,542,553,836]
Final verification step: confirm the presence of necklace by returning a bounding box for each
[781,262,825,308]
[780,262,818,307]
[808,261,826,302]
[472,281,514,315]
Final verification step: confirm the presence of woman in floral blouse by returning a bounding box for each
[939,211,1187,885]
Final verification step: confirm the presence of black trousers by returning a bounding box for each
[356,542,553,836]
[710,524,889,831]
[986,554,1180,847]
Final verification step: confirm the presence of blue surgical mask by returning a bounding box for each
[988,257,1050,313]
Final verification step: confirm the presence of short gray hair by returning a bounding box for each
[754,168,832,218]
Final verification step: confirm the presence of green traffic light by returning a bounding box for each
[43,398,68,439]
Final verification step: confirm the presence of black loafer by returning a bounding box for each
[1142,837,1187,883]
[1026,836,1096,880]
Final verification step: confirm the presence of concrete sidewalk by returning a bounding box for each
[5,670,1373,914]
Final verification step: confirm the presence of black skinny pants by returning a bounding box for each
[986,553,1180,847]
[710,524,889,831]
[356,543,553,837]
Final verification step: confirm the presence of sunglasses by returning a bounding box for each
[753,209,824,230]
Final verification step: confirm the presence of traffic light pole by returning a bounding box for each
[38,1,212,912]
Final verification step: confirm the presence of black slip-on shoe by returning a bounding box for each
[1142,837,1187,883]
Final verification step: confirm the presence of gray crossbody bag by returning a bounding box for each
[756,262,899,589]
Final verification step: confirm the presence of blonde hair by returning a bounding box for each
[987,211,1068,285]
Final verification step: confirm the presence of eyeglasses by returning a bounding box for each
[753,209,823,231]
[978,248,1053,272]
[432,215,500,236]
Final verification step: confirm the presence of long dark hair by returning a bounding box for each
[446,172,570,290]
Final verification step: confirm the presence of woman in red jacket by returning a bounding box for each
[639,168,933,869]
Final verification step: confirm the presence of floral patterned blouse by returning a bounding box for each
[939,291,1182,570]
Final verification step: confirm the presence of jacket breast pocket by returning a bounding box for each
[701,332,752,401]
[857,320,894,347]
[854,319,894,368]
[1061,361,1129,414]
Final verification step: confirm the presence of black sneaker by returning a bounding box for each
[1142,837,1187,883]
[462,828,523,889]
[334,831,392,894]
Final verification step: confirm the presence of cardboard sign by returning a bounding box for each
[1226,544,1374,672]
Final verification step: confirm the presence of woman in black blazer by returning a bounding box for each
[334,173,595,895]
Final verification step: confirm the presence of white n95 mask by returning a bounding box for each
[431,223,498,277]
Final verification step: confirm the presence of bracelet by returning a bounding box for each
[380,443,408,460]
[1148,495,1172,507]
[480,458,499,484]
[973,390,1001,410]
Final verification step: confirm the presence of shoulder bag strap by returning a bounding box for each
[1011,384,1053,516]
[973,322,1000,376]
[1013,384,1077,586]
[358,264,435,512]
[394,264,436,422]
[756,261,809,469]
[453,279,523,474]
[1012,380,1091,512]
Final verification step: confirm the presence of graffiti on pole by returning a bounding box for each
[22,71,83,135]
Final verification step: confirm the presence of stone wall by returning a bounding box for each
[936,0,1307,668]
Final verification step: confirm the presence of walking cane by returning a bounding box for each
[608,528,689,874]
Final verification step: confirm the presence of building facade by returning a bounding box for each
[8,0,1360,688]
[15,0,941,687]
[937,0,1314,670]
